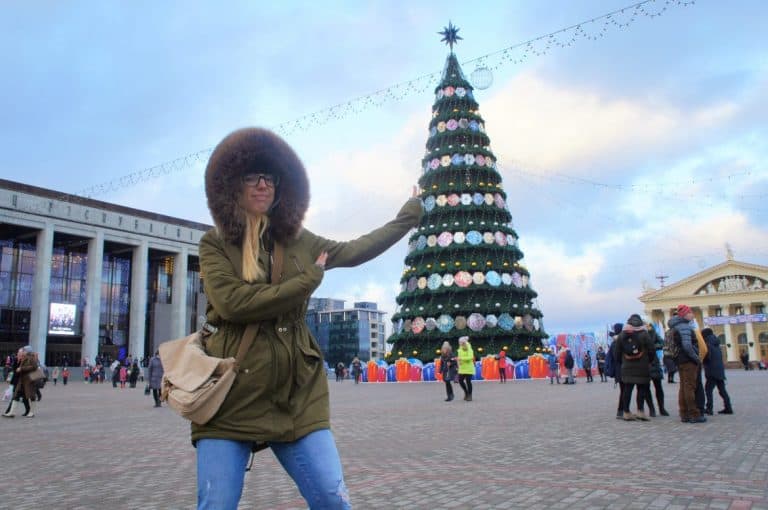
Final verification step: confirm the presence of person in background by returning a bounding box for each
[563,348,575,384]
[439,341,458,402]
[119,365,127,389]
[148,350,164,408]
[111,363,120,388]
[740,350,750,370]
[457,336,475,401]
[497,348,508,383]
[51,366,60,386]
[690,316,708,417]
[2,346,36,418]
[3,348,23,417]
[547,348,560,384]
[664,352,677,384]
[669,304,705,423]
[351,357,362,384]
[702,328,733,415]
[583,351,593,382]
[2,354,11,382]
[129,360,140,388]
[62,367,70,385]
[606,323,625,419]
[613,315,654,421]
[596,346,607,382]
[645,323,668,417]
[335,362,345,382]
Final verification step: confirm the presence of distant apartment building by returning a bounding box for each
[306,298,387,365]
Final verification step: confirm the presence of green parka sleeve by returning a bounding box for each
[306,198,422,270]
[199,232,324,323]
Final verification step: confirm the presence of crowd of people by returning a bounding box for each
[2,347,166,419]
[605,304,734,423]
[430,301,749,426]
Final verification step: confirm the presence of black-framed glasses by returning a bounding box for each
[242,173,278,188]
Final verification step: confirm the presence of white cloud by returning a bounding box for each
[481,72,741,173]
[521,237,638,333]
[522,209,768,334]
[302,112,425,239]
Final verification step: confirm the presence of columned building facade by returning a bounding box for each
[0,179,210,366]
[640,259,768,365]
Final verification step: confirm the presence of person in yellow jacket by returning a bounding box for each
[457,336,475,401]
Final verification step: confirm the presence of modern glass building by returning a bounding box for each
[0,179,210,365]
[306,298,387,365]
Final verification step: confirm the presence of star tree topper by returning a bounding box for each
[438,21,462,51]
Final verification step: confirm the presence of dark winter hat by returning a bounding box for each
[609,323,623,336]
[627,314,644,327]
[204,127,310,244]
[701,327,714,337]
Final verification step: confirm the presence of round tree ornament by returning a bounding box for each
[471,66,493,90]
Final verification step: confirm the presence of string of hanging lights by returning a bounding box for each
[72,0,696,199]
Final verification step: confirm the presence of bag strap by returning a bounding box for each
[271,242,284,285]
[233,242,285,364]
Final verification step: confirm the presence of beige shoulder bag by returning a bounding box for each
[159,242,284,425]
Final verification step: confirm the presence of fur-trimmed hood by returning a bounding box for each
[204,128,309,244]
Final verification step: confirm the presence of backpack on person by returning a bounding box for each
[621,334,644,361]
[663,327,681,360]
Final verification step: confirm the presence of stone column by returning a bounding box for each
[171,247,189,340]
[81,231,104,366]
[29,223,54,364]
[129,240,148,363]
[745,304,759,366]
[722,303,737,363]
[661,309,670,329]
[699,306,709,332]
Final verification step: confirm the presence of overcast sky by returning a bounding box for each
[2,0,766,337]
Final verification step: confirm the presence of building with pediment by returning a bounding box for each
[639,257,768,366]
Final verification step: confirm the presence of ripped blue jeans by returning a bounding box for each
[197,429,351,509]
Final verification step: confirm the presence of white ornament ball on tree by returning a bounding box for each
[471,66,493,90]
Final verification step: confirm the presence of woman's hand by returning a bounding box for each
[411,185,420,198]
[315,251,328,269]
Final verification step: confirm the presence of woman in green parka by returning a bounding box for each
[195,127,422,510]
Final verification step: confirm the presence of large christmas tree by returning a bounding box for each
[387,24,546,363]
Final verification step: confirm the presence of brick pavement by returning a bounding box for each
[1,370,767,509]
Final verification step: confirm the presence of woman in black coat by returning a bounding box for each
[128,361,140,388]
[702,328,733,414]
[644,325,668,416]
[439,341,458,402]
[613,314,654,421]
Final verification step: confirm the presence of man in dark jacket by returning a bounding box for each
[702,328,733,415]
[607,323,624,418]
[669,304,705,423]
[740,350,750,370]
[645,324,668,417]
[563,349,575,384]
[147,351,164,408]
[596,346,607,382]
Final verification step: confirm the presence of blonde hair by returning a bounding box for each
[241,214,269,283]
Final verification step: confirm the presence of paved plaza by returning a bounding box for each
[2,369,767,509]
